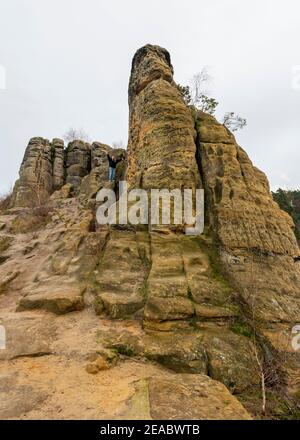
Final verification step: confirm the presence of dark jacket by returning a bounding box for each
[107,154,123,169]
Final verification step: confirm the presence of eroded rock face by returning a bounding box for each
[11,137,53,207]
[79,143,126,203]
[65,140,91,191]
[120,375,251,420]
[195,111,300,397]
[52,138,65,191]
[95,230,150,319]
[1,44,300,420]
[126,44,201,191]
[11,138,126,208]
[0,314,54,360]
[196,111,299,256]
[147,375,251,420]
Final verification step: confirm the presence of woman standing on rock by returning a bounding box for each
[107,152,124,182]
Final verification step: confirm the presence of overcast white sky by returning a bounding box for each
[0,0,299,194]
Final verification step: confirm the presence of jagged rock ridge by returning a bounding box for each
[11,139,126,207]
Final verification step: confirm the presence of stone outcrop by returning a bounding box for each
[94,230,150,318]
[195,111,300,398]
[11,137,53,207]
[11,139,126,207]
[146,375,251,420]
[126,44,201,191]
[1,44,300,420]
[52,138,65,191]
[79,142,126,203]
[65,140,91,190]
[196,111,299,256]
[119,375,251,420]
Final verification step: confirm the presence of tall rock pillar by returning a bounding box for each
[126,44,201,191]
[11,137,54,207]
[52,138,65,191]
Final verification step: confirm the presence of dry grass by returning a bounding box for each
[0,190,12,212]
[10,205,51,234]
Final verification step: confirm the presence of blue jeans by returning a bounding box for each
[109,167,116,181]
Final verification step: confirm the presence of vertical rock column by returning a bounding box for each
[51,138,65,191]
[65,140,91,191]
[126,44,201,192]
[125,45,203,326]
[11,137,54,207]
[79,142,111,201]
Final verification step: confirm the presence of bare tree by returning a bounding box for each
[63,128,90,143]
[190,67,212,105]
[188,68,219,115]
[178,68,247,129]
[112,140,125,150]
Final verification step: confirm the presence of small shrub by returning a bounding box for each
[0,235,13,253]
[114,344,135,357]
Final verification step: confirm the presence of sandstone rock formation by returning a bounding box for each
[0,44,299,420]
[127,45,201,191]
[11,139,125,207]
[79,142,126,203]
[11,137,53,207]
[196,111,300,398]
[52,138,65,191]
[196,111,298,256]
[65,140,91,190]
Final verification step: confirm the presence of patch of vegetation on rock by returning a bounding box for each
[230,316,253,338]
[272,188,300,242]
